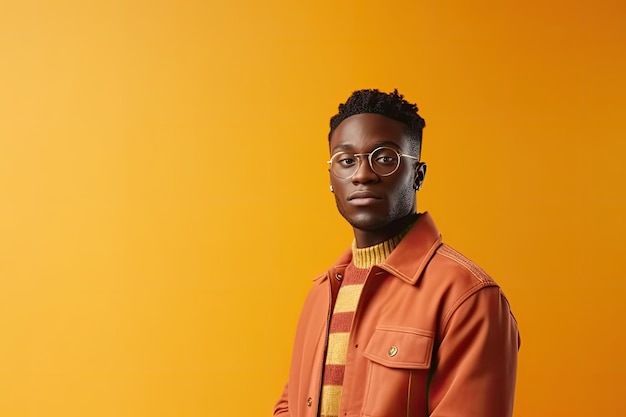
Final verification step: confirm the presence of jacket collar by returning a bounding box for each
[314,212,442,285]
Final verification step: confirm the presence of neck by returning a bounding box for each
[353,212,418,248]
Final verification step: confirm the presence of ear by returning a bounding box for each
[414,162,427,191]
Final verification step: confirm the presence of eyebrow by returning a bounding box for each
[331,141,402,153]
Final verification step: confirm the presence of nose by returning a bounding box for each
[351,156,378,184]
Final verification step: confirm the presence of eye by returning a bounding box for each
[375,155,397,165]
[337,155,356,167]
[373,149,399,165]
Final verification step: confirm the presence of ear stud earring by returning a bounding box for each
[330,185,334,192]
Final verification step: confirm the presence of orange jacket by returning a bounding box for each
[274,212,519,417]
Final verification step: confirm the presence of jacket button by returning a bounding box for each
[306,397,313,407]
[388,345,398,357]
[335,273,343,281]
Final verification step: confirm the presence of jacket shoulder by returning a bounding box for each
[433,243,496,287]
[427,243,515,332]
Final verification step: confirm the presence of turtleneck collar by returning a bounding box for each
[351,214,419,269]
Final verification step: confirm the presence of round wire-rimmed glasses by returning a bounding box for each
[327,146,420,179]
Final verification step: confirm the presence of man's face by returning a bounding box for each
[329,113,420,233]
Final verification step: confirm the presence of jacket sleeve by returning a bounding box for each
[273,382,291,417]
[428,286,520,417]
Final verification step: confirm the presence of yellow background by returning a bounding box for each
[1,0,625,416]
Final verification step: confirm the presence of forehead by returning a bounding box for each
[329,113,409,152]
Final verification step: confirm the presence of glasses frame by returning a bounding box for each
[327,146,420,179]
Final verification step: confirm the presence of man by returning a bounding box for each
[274,89,519,417]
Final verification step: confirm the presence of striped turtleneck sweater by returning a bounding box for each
[319,231,409,417]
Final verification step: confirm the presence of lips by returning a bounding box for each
[348,190,381,200]
[347,190,382,206]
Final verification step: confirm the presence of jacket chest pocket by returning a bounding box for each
[361,326,434,417]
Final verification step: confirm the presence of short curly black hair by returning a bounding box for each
[328,89,426,157]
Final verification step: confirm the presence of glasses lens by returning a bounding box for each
[371,147,400,176]
[331,152,358,178]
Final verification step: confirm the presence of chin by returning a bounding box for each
[337,202,415,233]
[344,213,391,232]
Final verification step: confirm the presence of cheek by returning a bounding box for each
[388,180,416,209]
[330,179,347,196]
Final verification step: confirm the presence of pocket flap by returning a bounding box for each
[363,326,434,369]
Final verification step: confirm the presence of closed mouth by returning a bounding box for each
[348,190,381,201]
